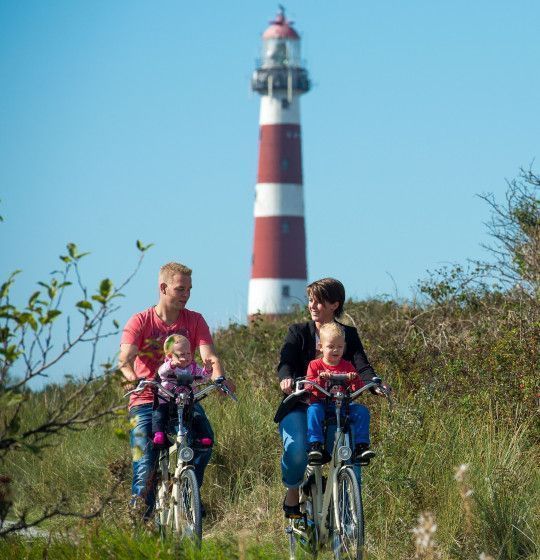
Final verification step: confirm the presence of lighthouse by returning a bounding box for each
[248,7,311,319]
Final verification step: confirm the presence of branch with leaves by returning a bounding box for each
[0,457,129,537]
[0,239,152,533]
[478,167,540,297]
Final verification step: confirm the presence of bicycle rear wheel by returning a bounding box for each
[332,468,364,559]
[171,468,202,543]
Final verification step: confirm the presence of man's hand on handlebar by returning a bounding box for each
[122,378,148,398]
[212,375,236,393]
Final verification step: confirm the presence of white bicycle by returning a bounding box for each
[125,375,237,543]
[283,374,391,560]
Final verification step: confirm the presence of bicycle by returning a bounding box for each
[124,374,237,543]
[282,374,391,560]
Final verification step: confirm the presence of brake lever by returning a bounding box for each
[123,386,144,398]
[123,379,151,398]
[219,383,238,402]
[375,384,394,411]
[212,377,238,402]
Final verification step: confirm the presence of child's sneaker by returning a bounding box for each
[153,432,166,446]
[354,444,375,466]
[308,442,323,465]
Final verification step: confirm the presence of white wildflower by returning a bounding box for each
[412,511,439,558]
[454,463,469,482]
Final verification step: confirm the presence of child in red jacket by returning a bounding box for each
[306,322,375,465]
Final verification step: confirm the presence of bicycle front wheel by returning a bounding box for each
[171,468,202,543]
[154,451,170,535]
[332,468,364,560]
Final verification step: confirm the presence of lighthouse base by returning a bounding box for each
[248,278,307,317]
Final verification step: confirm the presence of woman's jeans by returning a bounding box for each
[279,408,335,488]
[129,402,213,517]
[279,407,365,489]
[307,402,370,446]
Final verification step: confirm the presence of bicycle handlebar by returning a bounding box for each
[123,376,238,403]
[319,372,357,382]
[281,375,391,407]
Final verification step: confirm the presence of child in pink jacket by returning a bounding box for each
[152,334,212,446]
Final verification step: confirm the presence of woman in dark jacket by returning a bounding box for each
[276,278,379,518]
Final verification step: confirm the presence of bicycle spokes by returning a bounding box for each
[333,469,364,559]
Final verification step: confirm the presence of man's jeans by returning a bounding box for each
[307,402,370,446]
[129,402,213,516]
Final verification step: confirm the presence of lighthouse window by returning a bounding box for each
[280,158,289,171]
[282,285,290,297]
[281,221,290,234]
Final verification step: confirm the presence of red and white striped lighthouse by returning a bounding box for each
[248,8,311,318]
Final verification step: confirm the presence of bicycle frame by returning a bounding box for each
[156,382,213,531]
[286,378,386,557]
[161,380,219,477]
[125,377,234,471]
[125,376,236,538]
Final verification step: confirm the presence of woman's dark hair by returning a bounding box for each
[307,278,345,318]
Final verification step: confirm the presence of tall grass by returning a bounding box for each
[2,297,539,558]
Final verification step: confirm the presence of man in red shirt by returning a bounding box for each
[119,262,226,518]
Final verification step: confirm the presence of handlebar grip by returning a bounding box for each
[319,372,357,381]
[282,389,308,405]
[210,376,238,401]
[123,379,148,398]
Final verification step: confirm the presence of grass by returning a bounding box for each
[2,296,539,559]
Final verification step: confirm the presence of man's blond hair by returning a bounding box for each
[319,321,345,343]
[159,262,192,283]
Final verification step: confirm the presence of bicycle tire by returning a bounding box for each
[298,470,319,557]
[287,521,297,560]
[171,468,202,543]
[331,467,364,560]
[154,450,170,535]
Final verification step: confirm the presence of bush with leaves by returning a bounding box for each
[0,240,152,536]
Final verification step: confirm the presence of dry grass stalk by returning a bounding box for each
[454,463,474,534]
[237,529,250,560]
[412,511,440,559]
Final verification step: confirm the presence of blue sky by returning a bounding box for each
[1,1,539,385]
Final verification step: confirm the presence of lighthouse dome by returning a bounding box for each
[262,9,300,40]
[260,8,302,69]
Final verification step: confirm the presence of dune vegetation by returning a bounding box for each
[1,171,538,559]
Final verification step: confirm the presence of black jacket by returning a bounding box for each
[274,320,376,422]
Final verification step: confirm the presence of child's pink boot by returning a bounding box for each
[153,432,166,446]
